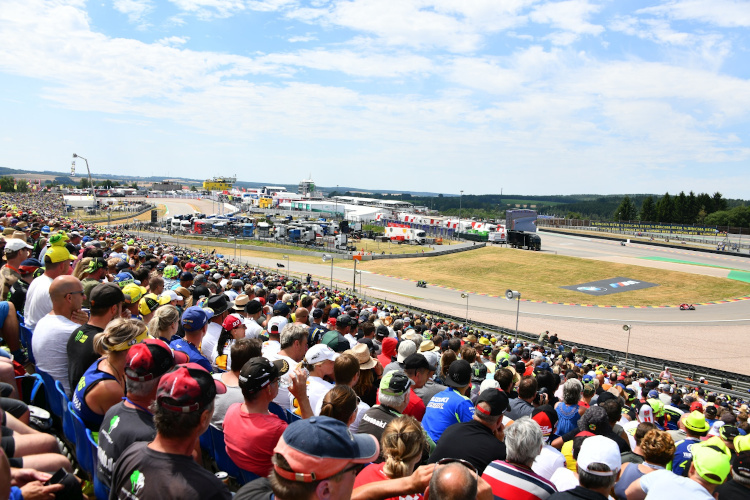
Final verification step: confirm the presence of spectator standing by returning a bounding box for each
[548,435,621,500]
[211,338,262,428]
[24,235,74,331]
[673,410,711,476]
[170,306,213,373]
[422,359,475,443]
[358,371,412,444]
[507,376,540,421]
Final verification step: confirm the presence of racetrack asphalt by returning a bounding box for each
[146,197,750,374]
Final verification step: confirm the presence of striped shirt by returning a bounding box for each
[482,460,557,500]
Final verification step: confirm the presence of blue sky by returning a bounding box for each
[1,0,749,197]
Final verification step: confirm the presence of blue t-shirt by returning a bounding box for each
[422,387,475,443]
[673,437,701,476]
[170,338,212,373]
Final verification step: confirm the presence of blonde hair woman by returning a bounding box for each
[353,415,427,494]
[71,318,148,433]
[147,305,180,343]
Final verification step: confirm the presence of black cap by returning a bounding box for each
[180,271,194,281]
[376,325,389,338]
[192,285,210,301]
[476,389,509,416]
[336,314,352,327]
[312,308,323,319]
[245,300,262,315]
[445,359,472,388]
[403,353,429,371]
[239,357,289,394]
[206,294,229,315]
[273,301,290,316]
[89,282,125,309]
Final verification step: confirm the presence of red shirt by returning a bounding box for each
[223,403,287,476]
[354,463,423,500]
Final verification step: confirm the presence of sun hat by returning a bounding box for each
[273,416,379,483]
[345,343,378,370]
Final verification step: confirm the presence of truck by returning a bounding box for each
[506,210,541,250]
[488,225,507,244]
[385,226,427,245]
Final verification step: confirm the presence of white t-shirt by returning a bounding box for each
[201,322,222,359]
[344,333,357,348]
[224,290,238,302]
[244,317,263,339]
[32,313,79,395]
[266,352,299,411]
[550,467,579,493]
[638,469,713,499]
[262,340,281,358]
[291,376,333,417]
[24,275,54,331]
[532,444,567,480]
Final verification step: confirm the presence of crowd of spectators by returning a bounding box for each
[0,191,748,500]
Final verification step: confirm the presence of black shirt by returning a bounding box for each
[97,402,156,488]
[428,419,506,473]
[357,405,402,444]
[67,323,105,392]
[715,479,750,500]
[234,478,273,500]
[110,441,231,500]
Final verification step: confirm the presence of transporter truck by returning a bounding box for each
[506,209,541,251]
[385,226,427,245]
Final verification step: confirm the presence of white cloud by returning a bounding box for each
[638,0,750,28]
[157,36,190,46]
[287,34,317,43]
[259,49,433,78]
[167,0,246,19]
[530,0,604,35]
[113,0,153,24]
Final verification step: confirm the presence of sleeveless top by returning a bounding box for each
[555,402,581,435]
[614,463,647,499]
[72,359,118,431]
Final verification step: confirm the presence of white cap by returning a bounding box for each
[305,344,339,365]
[4,239,33,252]
[577,436,621,476]
[639,404,654,423]
[396,340,417,363]
[267,316,288,334]
[161,290,181,303]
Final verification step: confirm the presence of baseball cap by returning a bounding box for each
[273,416,379,482]
[125,339,189,381]
[422,351,440,372]
[182,306,213,332]
[222,314,244,331]
[46,243,74,263]
[396,340,417,363]
[403,353,429,371]
[690,401,704,413]
[305,344,339,365]
[85,257,107,273]
[532,405,559,437]
[267,316,288,335]
[576,435,621,476]
[161,290,181,303]
[138,293,161,316]
[179,271,194,281]
[445,359,472,388]
[321,330,350,353]
[471,361,488,383]
[18,257,42,274]
[684,410,711,433]
[273,301,290,316]
[732,451,750,481]
[691,439,732,484]
[3,238,32,253]
[121,283,147,304]
[379,371,412,397]
[336,314,352,328]
[114,272,139,287]
[156,364,226,413]
[238,357,290,395]
[89,283,125,309]
[476,389,509,417]
[578,406,609,434]
[245,299,263,315]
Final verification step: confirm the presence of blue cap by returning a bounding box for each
[41,225,50,234]
[20,258,43,268]
[113,272,140,286]
[648,389,659,398]
[179,272,194,281]
[138,251,146,257]
[273,301,290,316]
[582,374,593,383]
[82,236,92,243]
[182,306,213,332]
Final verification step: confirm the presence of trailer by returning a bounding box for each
[385,226,427,245]
[506,210,541,250]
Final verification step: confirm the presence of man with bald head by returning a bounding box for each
[32,275,88,395]
[293,307,309,326]
[425,461,493,500]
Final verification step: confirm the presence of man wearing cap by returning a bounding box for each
[548,435,620,500]
[626,438,732,500]
[672,410,711,476]
[243,299,265,339]
[262,302,290,357]
[358,371,413,443]
[109,364,231,499]
[396,352,432,421]
[0,235,32,303]
[291,344,338,416]
[332,314,356,349]
[307,308,327,347]
[67,282,124,392]
[170,306,214,373]
[24,235,75,331]
[177,271,194,292]
[224,279,243,301]
[383,339,417,376]
[428,388,509,473]
[200,294,230,360]
[234,416,380,500]
[96,339,188,492]
[224,357,312,479]
[422,360,475,443]
[81,257,109,308]
[413,350,447,407]
[8,257,40,316]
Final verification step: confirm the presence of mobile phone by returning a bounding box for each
[45,468,68,485]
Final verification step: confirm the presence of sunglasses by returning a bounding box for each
[66,290,85,296]
[436,457,478,474]
[340,463,365,476]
